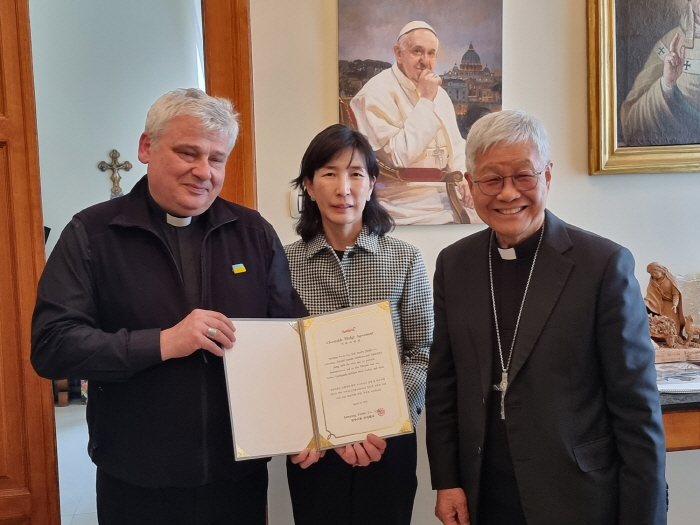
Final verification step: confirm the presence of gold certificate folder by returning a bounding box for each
[223,301,413,461]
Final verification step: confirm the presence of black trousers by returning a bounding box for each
[286,432,417,525]
[96,467,267,525]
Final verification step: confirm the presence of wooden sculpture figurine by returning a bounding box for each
[645,262,685,337]
[649,314,683,348]
[685,315,700,342]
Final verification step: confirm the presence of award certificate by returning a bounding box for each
[223,301,412,460]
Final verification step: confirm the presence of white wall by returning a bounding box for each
[30,0,204,254]
[250,1,700,524]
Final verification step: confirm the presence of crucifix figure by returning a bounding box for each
[492,370,508,419]
[98,149,132,199]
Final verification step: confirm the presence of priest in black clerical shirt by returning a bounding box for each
[426,109,667,525]
[31,88,302,525]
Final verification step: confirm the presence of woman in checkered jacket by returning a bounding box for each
[285,124,433,525]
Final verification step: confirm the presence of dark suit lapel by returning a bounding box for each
[461,230,496,399]
[508,211,574,384]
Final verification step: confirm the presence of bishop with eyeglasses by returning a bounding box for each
[426,109,667,525]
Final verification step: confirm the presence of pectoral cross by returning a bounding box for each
[428,132,447,167]
[492,371,508,420]
[98,149,132,199]
[431,146,445,166]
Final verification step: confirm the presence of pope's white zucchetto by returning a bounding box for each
[396,21,437,41]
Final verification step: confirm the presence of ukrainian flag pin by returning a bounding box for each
[232,263,246,274]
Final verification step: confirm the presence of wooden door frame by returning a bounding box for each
[203,0,257,209]
[3,0,60,522]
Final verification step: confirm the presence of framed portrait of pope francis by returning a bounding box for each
[338,0,503,225]
[589,0,700,174]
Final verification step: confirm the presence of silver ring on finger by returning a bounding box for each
[206,326,218,338]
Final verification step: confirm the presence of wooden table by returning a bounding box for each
[660,393,700,451]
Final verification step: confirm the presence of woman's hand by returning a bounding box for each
[289,448,325,469]
[334,434,387,466]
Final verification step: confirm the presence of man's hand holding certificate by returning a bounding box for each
[222,301,412,461]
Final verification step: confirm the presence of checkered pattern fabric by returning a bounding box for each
[285,227,433,427]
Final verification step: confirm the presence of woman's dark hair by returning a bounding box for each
[292,124,394,241]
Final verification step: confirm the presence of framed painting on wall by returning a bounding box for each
[588,0,700,174]
[338,0,503,224]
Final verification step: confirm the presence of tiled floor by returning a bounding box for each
[55,402,97,525]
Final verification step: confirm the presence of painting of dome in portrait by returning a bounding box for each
[338,0,503,225]
[616,0,700,147]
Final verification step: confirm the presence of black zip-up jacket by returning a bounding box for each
[32,176,297,487]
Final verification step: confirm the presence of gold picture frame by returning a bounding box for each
[587,0,700,174]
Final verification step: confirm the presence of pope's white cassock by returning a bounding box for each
[351,64,479,224]
[620,5,700,146]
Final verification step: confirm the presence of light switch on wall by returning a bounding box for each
[289,189,304,219]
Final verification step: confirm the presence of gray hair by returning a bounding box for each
[465,109,550,174]
[144,88,239,152]
[397,30,439,51]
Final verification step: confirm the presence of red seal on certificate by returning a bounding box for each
[377,408,385,416]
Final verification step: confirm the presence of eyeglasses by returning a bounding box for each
[471,170,543,196]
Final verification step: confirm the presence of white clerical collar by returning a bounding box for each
[497,247,517,260]
[166,214,192,227]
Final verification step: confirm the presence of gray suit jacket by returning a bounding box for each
[426,210,666,525]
